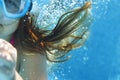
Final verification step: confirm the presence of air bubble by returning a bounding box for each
[23,59,26,62]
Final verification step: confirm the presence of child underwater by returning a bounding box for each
[0,0,92,80]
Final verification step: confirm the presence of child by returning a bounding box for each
[0,0,92,80]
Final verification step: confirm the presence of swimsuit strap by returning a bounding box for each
[10,35,15,46]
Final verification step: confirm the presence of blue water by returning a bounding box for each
[36,0,120,80]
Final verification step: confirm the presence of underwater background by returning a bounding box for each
[34,0,120,80]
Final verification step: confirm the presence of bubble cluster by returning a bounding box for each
[32,0,90,30]
[91,0,110,19]
[31,0,111,80]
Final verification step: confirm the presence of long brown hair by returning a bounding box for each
[14,2,92,62]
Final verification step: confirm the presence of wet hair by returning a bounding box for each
[14,2,92,62]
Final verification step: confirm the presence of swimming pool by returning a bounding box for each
[35,0,120,80]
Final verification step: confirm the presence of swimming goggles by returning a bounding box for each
[0,0,32,18]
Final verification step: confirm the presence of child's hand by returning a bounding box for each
[0,39,17,80]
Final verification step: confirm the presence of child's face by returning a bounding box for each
[0,7,20,37]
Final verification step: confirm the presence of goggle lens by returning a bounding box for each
[0,0,31,18]
[4,0,21,14]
